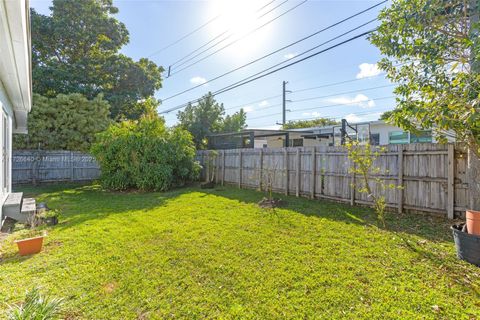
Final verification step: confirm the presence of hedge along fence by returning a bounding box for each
[12,150,100,185]
[197,143,469,219]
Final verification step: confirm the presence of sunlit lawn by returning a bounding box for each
[0,184,479,319]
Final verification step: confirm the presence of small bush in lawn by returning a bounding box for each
[91,115,200,191]
[6,287,63,320]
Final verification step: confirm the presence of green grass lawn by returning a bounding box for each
[1,184,479,319]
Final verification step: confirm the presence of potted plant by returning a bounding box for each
[466,210,480,236]
[38,209,59,226]
[451,223,480,267]
[14,212,46,256]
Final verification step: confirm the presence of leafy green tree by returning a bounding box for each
[14,94,111,152]
[177,93,247,148]
[379,111,393,121]
[282,118,338,129]
[91,115,199,191]
[370,0,480,209]
[370,0,479,151]
[222,109,247,133]
[31,0,163,120]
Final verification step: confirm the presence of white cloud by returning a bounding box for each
[329,94,375,108]
[284,52,297,60]
[190,76,207,85]
[243,105,254,113]
[356,63,382,79]
[258,100,269,107]
[345,113,363,123]
[302,111,321,117]
[343,112,384,123]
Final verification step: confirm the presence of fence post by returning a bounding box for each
[259,148,263,191]
[70,151,74,181]
[206,151,210,182]
[222,150,225,186]
[238,149,242,189]
[215,152,219,184]
[284,148,289,195]
[310,147,316,199]
[296,148,300,197]
[447,144,455,219]
[350,160,356,206]
[398,146,404,214]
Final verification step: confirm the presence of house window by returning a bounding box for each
[370,133,380,145]
[410,130,432,143]
[389,131,409,144]
[289,139,303,147]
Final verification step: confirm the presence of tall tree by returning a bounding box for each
[177,93,247,148]
[14,94,111,152]
[31,0,164,120]
[370,0,480,208]
[282,118,338,129]
[222,109,247,133]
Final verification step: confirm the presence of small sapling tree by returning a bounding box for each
[346,140,400,227]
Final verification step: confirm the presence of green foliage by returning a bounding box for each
[1,184,479,318]
[177,92,247,149]
[379,111,393,121]
[346,141,399,227]
[222,109,247,133]
[91,116,199,191]
[7,287,63,320]
[370,0,480,155]
[282,118,338,129]
[31,0,163,120]
[14,93,110,152]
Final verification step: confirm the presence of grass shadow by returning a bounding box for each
[200,185,456,243]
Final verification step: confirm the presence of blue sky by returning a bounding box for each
[31,0,395,129]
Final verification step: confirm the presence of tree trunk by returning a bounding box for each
[467,147,480,210]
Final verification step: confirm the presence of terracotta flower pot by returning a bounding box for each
[15,235,45,256]
[466,210,480,236]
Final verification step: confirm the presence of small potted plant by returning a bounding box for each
[14,212,47,256]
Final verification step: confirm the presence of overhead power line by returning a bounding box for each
[171,0,289,70]
[160,28,376,114]
[246,95,394,120]
[161,0,387,101]
[167,0,283,68]
[168,0,310,76]
[147,14,222,58]
[225,94,283,111]
[212,20,376,95]
[291,84,395,103]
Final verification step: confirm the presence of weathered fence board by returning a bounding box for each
[197,143,469,218]
[13,150,100,185]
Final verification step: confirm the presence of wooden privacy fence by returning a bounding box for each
[12,150,100,185]
[197,143,469,219]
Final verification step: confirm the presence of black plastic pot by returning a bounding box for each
[42,216,58,226]
[451,224,480,267]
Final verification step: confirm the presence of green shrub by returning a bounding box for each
[7,287,63,320]
[14,93,111,152]
[91,116,199,191]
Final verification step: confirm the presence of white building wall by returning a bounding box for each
[0,82,14,224]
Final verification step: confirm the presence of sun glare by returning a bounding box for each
[208,0,273,58]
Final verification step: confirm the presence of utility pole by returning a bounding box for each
[281,81,292,125]
[282,81,287,125]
